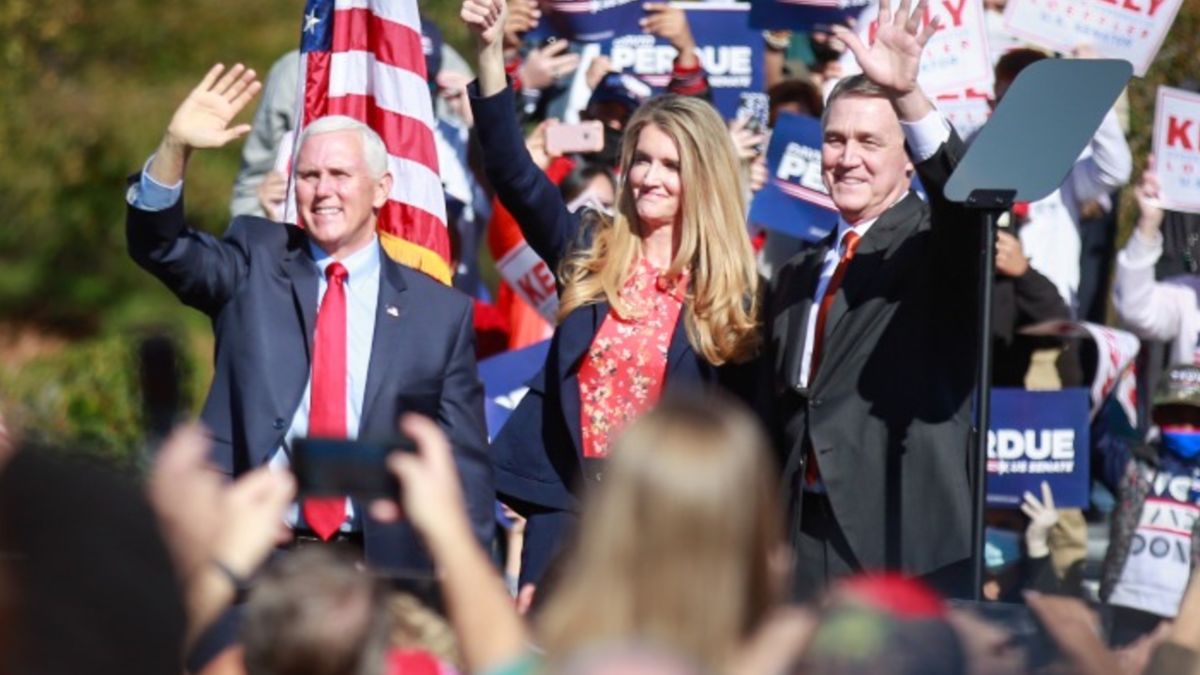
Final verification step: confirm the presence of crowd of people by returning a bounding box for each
[3,0,1200,672]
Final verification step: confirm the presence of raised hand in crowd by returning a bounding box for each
[585,54,615,89]
[372,414,529,674]
[503,0,540,49]
[147,424,294,647]
[993,229,1032,277]
[256,169,287,221]
[526,118,562,170]
[728,115,766,163]
[749,153,768,193]
[1134,155,1166,237]
[462,0,508,96]
[832,0,941,117]
[1020,480,1058,559]
[640,3,698,68]
[519,39,581,91]
[148,63,261,187]
[995,229,1030,278]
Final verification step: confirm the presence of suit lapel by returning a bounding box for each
[558,302,607,457]
[820,193,922,369]
[285,248,320,363]
[361,252,409,433]
[776,239,832,391]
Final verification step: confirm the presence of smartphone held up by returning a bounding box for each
[546,120,605,155]
[291,436,415,501]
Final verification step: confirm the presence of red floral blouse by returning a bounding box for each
[577,258,687,459]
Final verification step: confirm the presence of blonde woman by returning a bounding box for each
[374,398,786,674]
[536,394,784,670]
[462,0,761,587]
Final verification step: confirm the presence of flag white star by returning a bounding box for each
[303,11,321,33]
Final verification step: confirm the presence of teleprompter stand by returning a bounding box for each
[943,57,1132,601]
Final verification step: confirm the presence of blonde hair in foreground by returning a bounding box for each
[556,95,761,365]
[536,394,784,668]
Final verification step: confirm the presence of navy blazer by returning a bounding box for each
[472,85,756,580]
[126,188,494,574]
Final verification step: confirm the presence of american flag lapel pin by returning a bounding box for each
[386,305,399,318]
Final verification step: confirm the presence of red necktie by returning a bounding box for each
[809,230,862,382]
[303,262,349,540]
[805,231,861,487]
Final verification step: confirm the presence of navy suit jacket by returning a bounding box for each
[472,84,757,583]
[126,188,494,573]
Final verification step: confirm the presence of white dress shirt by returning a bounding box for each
[269,236,381,532]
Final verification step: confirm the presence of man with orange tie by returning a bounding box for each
[767,0,980,599]
[126,64,492,573]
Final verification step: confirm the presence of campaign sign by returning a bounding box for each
[748,0,872,31]
[495,240,560,323]
[538,0,646,42]
[933,86,993,139]
[603,2,763,119]
[1152,86,1200,215]
[1002,0,1184,76]
[747,112,838,242]
[847,0,993,93]
[987,388,1090,508]
[478,340,552,439]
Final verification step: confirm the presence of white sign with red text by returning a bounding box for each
[1153,86,1200,215]
[933,85,993,138]
[1003,0,1183,76]
[495,241,560,323]
[843,0,994,93]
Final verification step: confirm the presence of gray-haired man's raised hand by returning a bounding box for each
[148,63,262,187]
[831,0,941,121]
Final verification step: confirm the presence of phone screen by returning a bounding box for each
[291,437,412,500]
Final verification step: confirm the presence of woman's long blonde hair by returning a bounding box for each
[536,394,784,668]
[556,95,760,365]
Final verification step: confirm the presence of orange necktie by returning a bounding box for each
[809,230,862,381]
[805,230,862,488]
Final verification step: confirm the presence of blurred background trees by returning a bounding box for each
[0,0,1195,458]
[0,0,467,457]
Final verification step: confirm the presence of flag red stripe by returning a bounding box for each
[379,201,451,262]
[331,8,427,78]
[325,94,439,173]
[304,52,332,125]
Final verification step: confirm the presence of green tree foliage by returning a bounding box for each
[0,0,467,333]
[0,330,206,465]
[1,1,290,332]
[0,0,468,457]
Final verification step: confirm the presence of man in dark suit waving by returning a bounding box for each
[126,64,492,574]
[769,0,979,598]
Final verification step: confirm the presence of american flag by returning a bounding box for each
[296,0,451,284]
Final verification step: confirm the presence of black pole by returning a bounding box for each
[966,190,1013,601]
